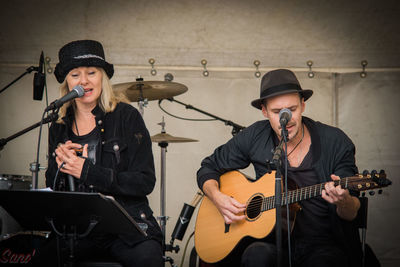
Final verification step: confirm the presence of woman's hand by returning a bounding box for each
[55,141,88,179]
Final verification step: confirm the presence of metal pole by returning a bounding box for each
[159,142,168,264]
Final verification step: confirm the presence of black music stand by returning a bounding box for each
[0,190,146,266]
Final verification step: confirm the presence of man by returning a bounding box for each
[196,69,362,267]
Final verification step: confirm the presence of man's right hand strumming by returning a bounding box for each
[202,179,246,224]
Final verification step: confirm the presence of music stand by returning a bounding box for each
[0,190,146,266]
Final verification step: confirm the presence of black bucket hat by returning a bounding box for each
[251,69,313,110]
[54,40,114,83]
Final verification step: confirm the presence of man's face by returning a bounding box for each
[261,93,305,141]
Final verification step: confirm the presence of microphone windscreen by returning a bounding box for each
[33,51,45,101]
[33,72,45,100]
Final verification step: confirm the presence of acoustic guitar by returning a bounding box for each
[194,170,391,263]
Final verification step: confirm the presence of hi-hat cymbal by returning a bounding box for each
[113,81,188,102]
[151,133,198,143]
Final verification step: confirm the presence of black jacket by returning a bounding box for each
[46,102,162,245]
[197,116,362,265]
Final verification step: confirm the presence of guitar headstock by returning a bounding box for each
[346,170,392,194]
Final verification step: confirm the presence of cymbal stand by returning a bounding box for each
[135,77,148,117]
[156,118,178,266]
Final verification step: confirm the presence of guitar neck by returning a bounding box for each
[261,178,350,211]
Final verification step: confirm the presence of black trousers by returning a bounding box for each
[215,240,348,267]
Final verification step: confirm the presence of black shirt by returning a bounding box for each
[69,126,100,192]
[287,146,333,243]
[69,126,100,165]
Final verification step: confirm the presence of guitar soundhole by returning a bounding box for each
[246,195,263,220]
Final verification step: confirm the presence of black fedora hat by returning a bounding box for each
[251,69,313,110]
[54,40,114,83]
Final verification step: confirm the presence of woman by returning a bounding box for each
[44,40,163,266]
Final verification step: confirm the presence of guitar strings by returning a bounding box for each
[244,176,369,214]
[243,177,361,213]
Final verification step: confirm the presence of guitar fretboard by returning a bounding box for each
[261,178,350,211]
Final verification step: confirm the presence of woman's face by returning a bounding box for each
[66,66,103,107]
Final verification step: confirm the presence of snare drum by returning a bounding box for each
[0,174,32,190]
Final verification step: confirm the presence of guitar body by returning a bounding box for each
[194,169,391,264]
[195,171,298,263]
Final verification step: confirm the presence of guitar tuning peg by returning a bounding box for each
[371,170,377,178]
[379,169,386,177]
[362,170,369,176]
[369,191,375,196]
[378,189,383,194]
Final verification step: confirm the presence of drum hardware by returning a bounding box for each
[158,98,245,136]
[29,162,47,190]
[151,117,198,266]
[113,78,188,117]
[156,100,245,265]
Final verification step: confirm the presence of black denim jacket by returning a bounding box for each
[45,102,162,245]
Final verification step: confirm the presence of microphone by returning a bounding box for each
[279,108,292,127]
[45,85,85,111]
[171,203,195,241]
[33,51,45,101]
[171,190,203,241]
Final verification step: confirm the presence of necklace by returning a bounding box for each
[287,123,304,156]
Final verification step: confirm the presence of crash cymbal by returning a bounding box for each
[151,133,198,143]
[113,81,188,102]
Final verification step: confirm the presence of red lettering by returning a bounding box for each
[0,249,11,263]
[10,253,18,263]
[0,248,35,264]
[23,249,35,263]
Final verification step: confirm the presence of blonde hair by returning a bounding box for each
[56,68,129,123]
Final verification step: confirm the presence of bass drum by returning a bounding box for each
[0,231,49,265]
[0,174,32,237]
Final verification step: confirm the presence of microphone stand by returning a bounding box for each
[271,127,288,267]
[0,111,58,151]
[0,66,39,95]
[161,98,245,136]
[0,111,59,188]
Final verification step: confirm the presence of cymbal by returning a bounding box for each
[113,81,188,102]
[151,133,198,143]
